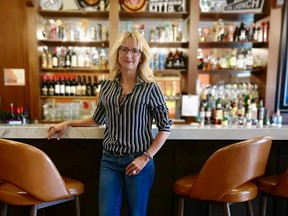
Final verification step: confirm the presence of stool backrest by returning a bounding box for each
[0,139,70,201]
[189,136,272,201]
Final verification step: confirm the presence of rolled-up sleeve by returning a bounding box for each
[150,84,173,132]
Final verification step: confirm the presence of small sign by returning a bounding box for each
[4,69,25,86]
[148,0,186,12]
[200,0,265,13]
[181,95,199,117]
[40,0,63,10]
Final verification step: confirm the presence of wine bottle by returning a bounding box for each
[54,75,60,96]
[71,49,77,68]
[86,76,93,96]
[70,75,76,96]
[81,75,87,96]
[52,49,59,68]
[76,75,82,96]
[65,75,71,96]
[92,76,98,96]
[41,48,48,68]
[65,49,71,68]
[60,76,65,96]
[41,75,48,96]
[48,75,55,96]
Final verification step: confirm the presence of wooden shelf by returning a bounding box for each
[200,12,269,22]
[198,41,268,49]
[198,68,266,75]
[41,68,109,73]
[154,69,186,76]
[41,96,97,99]
[38,10,109,18]
[38,40,109,47]
[119,11,189,20]
[148,42,189,48]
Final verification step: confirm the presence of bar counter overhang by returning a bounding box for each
[1,124,288,216]
[1,124,288,140]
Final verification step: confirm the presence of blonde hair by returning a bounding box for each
[108,31,155,82]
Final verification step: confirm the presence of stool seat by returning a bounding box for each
[257,171,288,216]
[0,177,84,206]
[174,175,258,203]
[257,174,281,194]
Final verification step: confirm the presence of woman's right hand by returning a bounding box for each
[47,121,70,140]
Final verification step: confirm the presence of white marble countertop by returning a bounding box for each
[0,124,288,140]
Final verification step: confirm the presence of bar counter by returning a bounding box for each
[1,124,288,216]
[1,124,288,140]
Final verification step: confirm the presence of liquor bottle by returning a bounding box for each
[86,76,93,96]
[92,76,98,96]
[65,49,71,68]
[257,99,265,127]
[71,49,77,68]
[100,48,107,69]
[229,49,237,69]
[47,49,53,68]
[65,75,71,96]
[81,75,87,96]
[238,22,246,42]
[245,49,253,70]
[41,48,48,68]
[60,76,65,96]
[8,103,15,122]
[48,75,55,96]
[214,98,223,125]
[237,99,245,125]
[54,75,60,96]
[41,75,48,96]
[272,109,282,127]
[52,50,59,68]
[91,48,100,69]
[70,75,76,96]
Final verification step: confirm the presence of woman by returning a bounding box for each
[47,31,172,216]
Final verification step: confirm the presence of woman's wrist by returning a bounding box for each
[143,151,153,161]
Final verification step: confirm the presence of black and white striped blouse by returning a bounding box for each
[92,76,173,154]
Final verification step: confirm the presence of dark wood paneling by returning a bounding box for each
[0,0,30,115]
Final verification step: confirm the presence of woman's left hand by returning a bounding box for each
[126,155,149,176]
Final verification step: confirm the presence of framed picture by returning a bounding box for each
[3,69,25,86]
[275,0,288,111]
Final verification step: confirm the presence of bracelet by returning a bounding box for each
[143,151,153,161]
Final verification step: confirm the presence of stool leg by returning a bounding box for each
[206,203,212,216]
[245,201,254,216]
[30,204,38,216]
[260,194,267,216]
[75,196,81,216]
[178,197,184,216]
[223,203,231,216]
[0,203,8,216]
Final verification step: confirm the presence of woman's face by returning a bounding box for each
[118,36,142,72]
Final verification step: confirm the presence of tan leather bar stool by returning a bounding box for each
[0,139,84,216]
[173,136,272,216]
[257,170,288,216]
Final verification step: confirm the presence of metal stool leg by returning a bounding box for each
[178,197,184,216]
[30,204,38,216]
[0,203,8,216]
[206,203,212,216]
[245,201,254,216]
[75,196,81,216]
[223,203,231,216]
[260,194,268,216]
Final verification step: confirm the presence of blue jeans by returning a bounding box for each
[98,151,155,216]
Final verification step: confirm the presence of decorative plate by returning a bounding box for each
[119,0,147,12]
[74,0,109,9]
[40,0,63,10]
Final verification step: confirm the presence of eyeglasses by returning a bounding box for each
[118,46,141,57]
